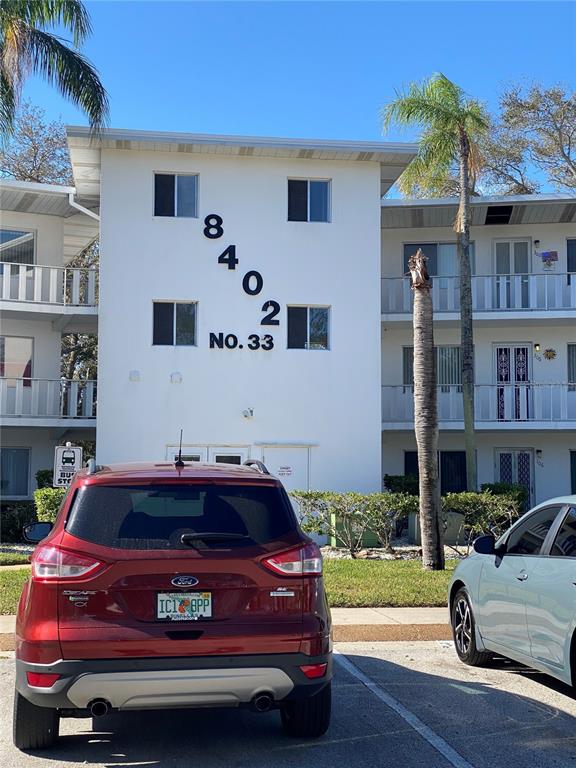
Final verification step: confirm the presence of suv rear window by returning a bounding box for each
[66,484,296,550]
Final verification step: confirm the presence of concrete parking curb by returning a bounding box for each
[0,609,452,650]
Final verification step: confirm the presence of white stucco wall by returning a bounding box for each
[96,149,382,491]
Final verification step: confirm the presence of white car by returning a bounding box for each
[449,495,576,686]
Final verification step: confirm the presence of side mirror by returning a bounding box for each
[473,533,496,555]
[22,522,52,544]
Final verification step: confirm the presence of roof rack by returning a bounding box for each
[243,459,270,475]
[86,458,104,475]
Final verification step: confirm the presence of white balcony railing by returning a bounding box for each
[382,383,576,424]
[0,262,98,307]
[381,273,576,314]
[0,378,97,419]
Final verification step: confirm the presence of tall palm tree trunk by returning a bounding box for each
[410,251,444,570]
[457,131,477,491]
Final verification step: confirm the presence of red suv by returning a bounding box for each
[14,460,332,750]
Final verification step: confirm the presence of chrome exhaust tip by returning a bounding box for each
[252,693,274,713]
[88,699,111,717]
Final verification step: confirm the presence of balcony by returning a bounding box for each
[0,378,97,428]
[381,273,576,318]
[0,262,98,332]
[382,383,576,429]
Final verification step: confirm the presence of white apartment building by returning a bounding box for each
[0,181,99,499]
[0,127,575,511]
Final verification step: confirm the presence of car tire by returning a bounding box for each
[280,683,331,738]
[451,588,492,667]
[13,691,59,751]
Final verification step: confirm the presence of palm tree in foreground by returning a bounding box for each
[0,0,108,137]
[408,249,444,570]
[382,73,489,493]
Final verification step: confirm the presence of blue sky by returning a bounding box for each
[22,0,574,144]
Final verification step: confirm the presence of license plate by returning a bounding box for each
[156,592,212,621]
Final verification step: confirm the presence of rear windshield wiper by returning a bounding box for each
[180,532,250,546]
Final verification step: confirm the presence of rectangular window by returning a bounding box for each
[0,229,35,264]
[287,306,330,350]
[571,452,576,495]
[403,346,461,387]
[0,447,30,497]
[153,302,197,346]
[494,239,530,274]
[569,344,576,391]
[288,179,330,222]
[568,239,576,284]
[404,450,467,493]
[0,336,33,383]
[154,174,198,217]
[403,243,475,277]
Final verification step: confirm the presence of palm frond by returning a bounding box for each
[0,1,91,46]
[25,27,108,129]
[0,68,16,137]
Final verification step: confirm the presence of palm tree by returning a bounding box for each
[407,249,444,570]
[0,0,108,137]
[382,73,489,493]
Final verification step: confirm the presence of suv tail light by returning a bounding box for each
[31,545,103,581]
[261,542,322,576]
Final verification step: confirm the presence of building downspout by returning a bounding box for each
[68,192,100,222]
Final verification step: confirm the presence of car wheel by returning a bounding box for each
[13,691,59,751]
[451,588,492,667]
[280,683,331,738]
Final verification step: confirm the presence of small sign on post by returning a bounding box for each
[53,442,83,488]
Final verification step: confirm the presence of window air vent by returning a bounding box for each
[485,205,513,225]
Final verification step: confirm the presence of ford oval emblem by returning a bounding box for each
[171,575,199,587]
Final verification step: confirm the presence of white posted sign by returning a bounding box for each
[53,444,83,488]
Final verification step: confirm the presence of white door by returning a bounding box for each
[208,447,250,466]
[494,239,530,308]
[495,448,534,506]
[494,345,532,421]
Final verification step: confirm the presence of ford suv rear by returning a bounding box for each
[13,460,332,750]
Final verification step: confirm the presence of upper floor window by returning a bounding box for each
[287,306,330,350]
[403,345,461,389]
[568,239,576,274]
[568,344,576,392]
[0,229,34,264]
[0,336,32,382]
[154,174,198,218]
[288,179,330,222]
[153,302,197,346]
[403,242,475,277]
[495,239,530,275]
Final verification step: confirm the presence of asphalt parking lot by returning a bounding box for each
[2,641,576,768]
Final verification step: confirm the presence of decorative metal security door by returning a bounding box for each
[496,449,533,507]
[495,345,531,421]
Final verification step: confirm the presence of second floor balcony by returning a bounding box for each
[0,377,97,428]
[0,262,98,332]
[381,273,576,317]
[382,383,576,429]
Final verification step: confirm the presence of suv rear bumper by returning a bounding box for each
[16,653,332,712]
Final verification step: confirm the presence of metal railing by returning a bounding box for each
[381,273,576,314]
[382,383,576,423]
[0,262,98,307]
[0,378,97,419]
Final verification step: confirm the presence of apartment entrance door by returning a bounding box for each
[494,344,532,421]
[494,239,530,308]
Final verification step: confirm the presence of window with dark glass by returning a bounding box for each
[0,447,30,497]
[154,174,198,217]
[506,506,562,555]
[550,508,576,557]
[569,344,576,392]
[287,306,329,349]
[403,346,462,390]
[288,179,330,222]
[404,450,467,493]
[567,239,576,275]
[0,229,35,264]
[153,302,197,346]
[403,242,475,277]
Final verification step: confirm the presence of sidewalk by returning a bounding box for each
[0,608,451,651]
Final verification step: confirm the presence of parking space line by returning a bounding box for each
[335,652,475,768]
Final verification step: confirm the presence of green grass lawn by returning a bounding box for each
[324,559,457,608]
[0,559,457,615]
[0,552,31,566]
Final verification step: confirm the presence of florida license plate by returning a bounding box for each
[156,592,212,621]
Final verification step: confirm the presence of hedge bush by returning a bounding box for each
[35,469,54,489]
[34,487,66,523]
[383,474,419,495]
[0,501,36,543]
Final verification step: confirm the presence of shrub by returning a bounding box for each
[383,474,419,495]
[0,501,36,543]
[291,491,370,558]
[442,490,522,542]
[364,493,419,551]
[34,487,66,523]
[35,469,54,489]
[480,482,529,512]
